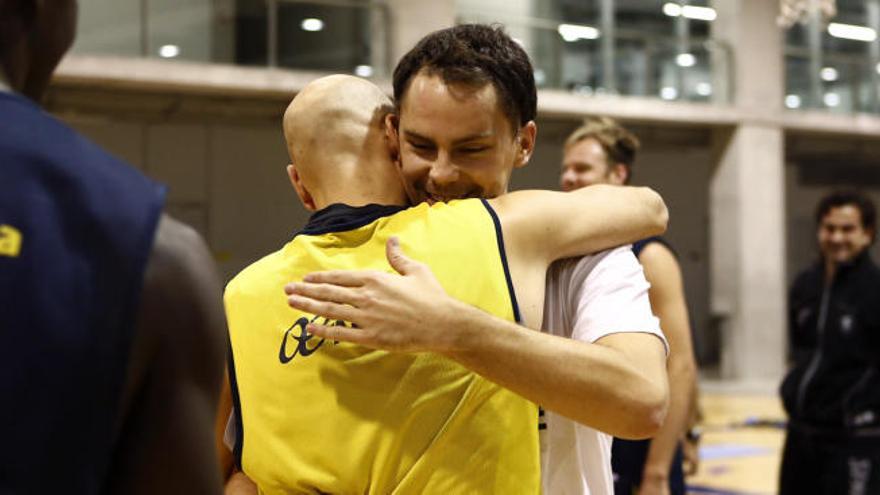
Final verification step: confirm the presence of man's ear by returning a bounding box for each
[385,112,401,168]
[287,163,317,211]
[514,120,537,169]
[609,163,630,185]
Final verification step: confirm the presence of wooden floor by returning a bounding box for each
[686,391,787,495]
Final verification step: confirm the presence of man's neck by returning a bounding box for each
[824,260,836,284]
[314,192,407,211]
[823,249,870,283]
[312,176,408,211]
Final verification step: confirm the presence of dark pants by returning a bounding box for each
[780,425,880,495]
[612,438,685,495]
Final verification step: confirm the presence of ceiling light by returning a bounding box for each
[696,82,712,96]
[785,94,802,109]
[354,65,373,78]
[158,44,180,58]
[660,87,678,100]
[558,23,600,42]
[663,3,682,16]
[828,22,876,42]
[682,5,717,21]
[820,67,838,82]
[301,18,324,32]
[823,92,840,107]
[676,53,696,67]
[662,3,716,21]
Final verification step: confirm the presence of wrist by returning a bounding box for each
[436,298,479,356]
[642,464,669,482]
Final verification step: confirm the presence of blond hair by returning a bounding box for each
[564,116,640,183]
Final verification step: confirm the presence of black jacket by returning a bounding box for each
[780,250,880,432]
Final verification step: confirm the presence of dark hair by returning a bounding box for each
[564,116,640,184]
[815,190,876,235]
[392,24,537,130]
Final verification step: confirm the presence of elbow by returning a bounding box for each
[644,187,669,236]
[620,381,669,440]
[639,390,670,439]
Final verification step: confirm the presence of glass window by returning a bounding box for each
[456,0,730,103]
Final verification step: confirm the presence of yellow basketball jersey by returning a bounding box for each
[225,199,540,495]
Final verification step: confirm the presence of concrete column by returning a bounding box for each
[385,0,456,67]
[709,0,787,380]
[710,126,787,380]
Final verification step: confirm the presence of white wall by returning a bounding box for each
[69,116,309,282]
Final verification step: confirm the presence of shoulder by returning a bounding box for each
[446,198,503,225]
[3,94,155,187]
[1,98,163,226]
[633,236,663,255]
[791,264,821,294]
[143,216,224,340]
[549,246,642,296]
[864,256,880,278]
[126,215,224,406]
[225,243,292,300]
[637,242,683,284]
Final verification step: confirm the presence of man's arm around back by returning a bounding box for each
[288,184,670,438]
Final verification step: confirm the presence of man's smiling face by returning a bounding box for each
[392,71,531,204]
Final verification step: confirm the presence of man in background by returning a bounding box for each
[560,117,699,495]
[0,1,226,493]
[780,190,880,495]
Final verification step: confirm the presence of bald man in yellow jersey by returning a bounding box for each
[222,75,667,494]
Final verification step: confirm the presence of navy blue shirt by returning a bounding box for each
[0,92,165,493]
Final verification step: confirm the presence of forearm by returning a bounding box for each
[642,353,697,481]
[444,301,667,439]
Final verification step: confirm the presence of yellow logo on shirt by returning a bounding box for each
[0,225,22,258]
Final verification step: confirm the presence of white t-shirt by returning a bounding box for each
[540,246,666,495]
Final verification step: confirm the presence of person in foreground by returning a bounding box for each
[560,117,699,495]
[286,24,670,495]
[0,1,227,493]
[223,74,667,494]
[779,190,880,495]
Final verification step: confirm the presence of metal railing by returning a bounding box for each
[265,0,392,73]
[457,10,734,104]
[74,0,393,76]
[785,47,880,114]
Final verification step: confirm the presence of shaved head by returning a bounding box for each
[282,75,406,210]
[284,75,393,179]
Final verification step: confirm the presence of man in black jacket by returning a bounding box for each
[780,190,880,495]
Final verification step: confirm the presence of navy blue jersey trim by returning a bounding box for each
[298,203,407,236]
[480,199,522,323]
[632,236,676,259]
[227,338,245,469]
